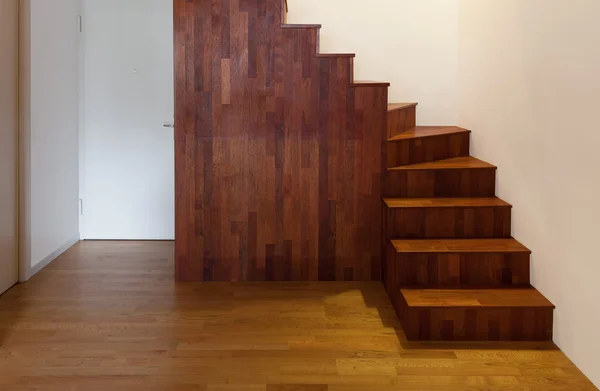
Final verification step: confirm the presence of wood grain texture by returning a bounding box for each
[401,305,554,342]
[390,156,495,170]
[387,103,417,139]
[0,241,594,390]
[383,286,554,342]
[384,203,512,239]
[381,101,556,341]
[401,288,553,341]
[386,240,531,287]
[384,167,497,198]
[384,197,510,208]
[389,126,470,141]
[402,288,554,308]
[387,127,470,167]
[174,0,387,281]
[391,238,530,252]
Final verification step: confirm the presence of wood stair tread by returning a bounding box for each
[388,103,418,112]
[352,80,391,87]
[317,53,356,58]
[401,288,554,308]
[281,24,322,28]
[389,156,496,171]
[391,238,530,253]
[389,126,471,141]
[384,197,510,208]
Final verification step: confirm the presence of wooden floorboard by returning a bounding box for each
[0,241,595,390]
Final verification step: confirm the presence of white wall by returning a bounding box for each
[287,0,459,125]
[458,0,600,387]
[22,0,81,275]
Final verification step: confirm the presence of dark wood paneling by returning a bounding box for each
[384,168,497,198]
[385,206,512,239]
[385,245,531,287]
[402,305,554,342]
[174,0,387,281]
[383,288,554,342]
[397,306,553,341]
[387,104,416,139]
[387,132,470,167]
[382,104,554,340]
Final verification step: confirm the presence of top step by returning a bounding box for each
[281,24,322,29]
[388,103,418,112]
[389,126,471,141]
[317,53,356,58]
[352,80,391,87]
[387,103,418,138]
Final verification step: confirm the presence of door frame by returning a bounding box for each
[0,0,25,292]
[18,0,32,282]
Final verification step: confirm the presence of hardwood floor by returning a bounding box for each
[0,241,595,390]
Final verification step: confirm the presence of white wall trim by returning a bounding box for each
[23,236,79,281]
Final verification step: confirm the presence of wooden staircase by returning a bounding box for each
[174,0,555,342]
[383,104,554,341]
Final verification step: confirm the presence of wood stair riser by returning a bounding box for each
[387,133,470,168]
[384,169,497,198]
[316,56,354,86]
[387,105,416,138]
[281,25,321,67]
[385,206,511,239]
[385,245,530,287]
[400,305,554,342]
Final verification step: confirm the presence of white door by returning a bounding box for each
[0,0,19,294]
[81,0,174,239]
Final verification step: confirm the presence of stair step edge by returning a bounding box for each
[389,156,497,171]
[388,126,471,141]
[391,238,531,254]
[384,197,511,208]
[388,103,418,112]
[352,80,391,87]
[281,23,322,28]
[317,53,356,58]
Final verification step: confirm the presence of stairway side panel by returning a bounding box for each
[174,0,386,281]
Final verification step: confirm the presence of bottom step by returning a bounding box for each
[389,288,554,341]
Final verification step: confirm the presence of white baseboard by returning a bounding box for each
[22,236,80,281]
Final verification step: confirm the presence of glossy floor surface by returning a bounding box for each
[0,241,596,390]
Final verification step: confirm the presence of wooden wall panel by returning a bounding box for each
[174,0,387,281]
